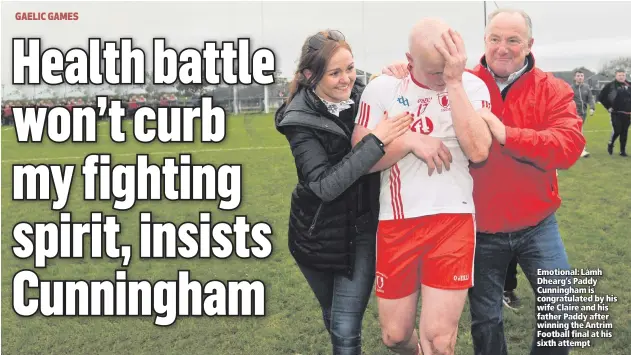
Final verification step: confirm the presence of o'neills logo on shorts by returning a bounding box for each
[375,272,387,292]
[453,274,470,282]
[15,12,79,21]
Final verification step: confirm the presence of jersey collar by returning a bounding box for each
[407,64,432,90]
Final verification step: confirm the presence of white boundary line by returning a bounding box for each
[0,130,616,163]
[1,146,287,163]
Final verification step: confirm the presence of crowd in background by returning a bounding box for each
[1,93,183,125]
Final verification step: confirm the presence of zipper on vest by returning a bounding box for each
[578,84,584,113]
[308,202,324,235]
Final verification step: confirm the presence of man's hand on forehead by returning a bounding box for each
[434,29,467,85]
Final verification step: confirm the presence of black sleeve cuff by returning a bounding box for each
[361,133,385,153]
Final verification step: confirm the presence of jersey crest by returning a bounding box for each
[437,92,450,111]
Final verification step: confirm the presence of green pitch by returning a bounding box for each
[1,104,629,354]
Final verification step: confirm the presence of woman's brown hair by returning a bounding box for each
[286,30,353,104]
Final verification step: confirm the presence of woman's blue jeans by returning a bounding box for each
[296,230,375,355]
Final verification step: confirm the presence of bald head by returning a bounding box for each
[408,18,450,67]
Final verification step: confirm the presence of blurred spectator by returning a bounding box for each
[599,69,631,156]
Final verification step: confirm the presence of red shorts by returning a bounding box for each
[375,213,475,299]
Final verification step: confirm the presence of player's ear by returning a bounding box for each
[405,52,413,66]
[303,69,313,80]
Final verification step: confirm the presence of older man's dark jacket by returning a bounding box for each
[275,83,383,276]
[599,79,631,113]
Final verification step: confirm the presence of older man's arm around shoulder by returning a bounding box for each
[493,77,586,170]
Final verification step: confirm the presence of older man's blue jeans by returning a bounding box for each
[296,229,375,355]
[469,213,573,355]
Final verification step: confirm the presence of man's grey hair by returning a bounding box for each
[487,8,533,39]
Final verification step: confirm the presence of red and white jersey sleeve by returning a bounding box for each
[354,75,401,130]
[463,71,492,111]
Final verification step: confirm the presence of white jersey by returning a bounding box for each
[355,71,491,220]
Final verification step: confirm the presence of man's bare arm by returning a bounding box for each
[435,29,492,163]
[352,124,412,172]
[353,124,452,175]
[446,83,492,162]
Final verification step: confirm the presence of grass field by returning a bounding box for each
[1,104,630,355]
